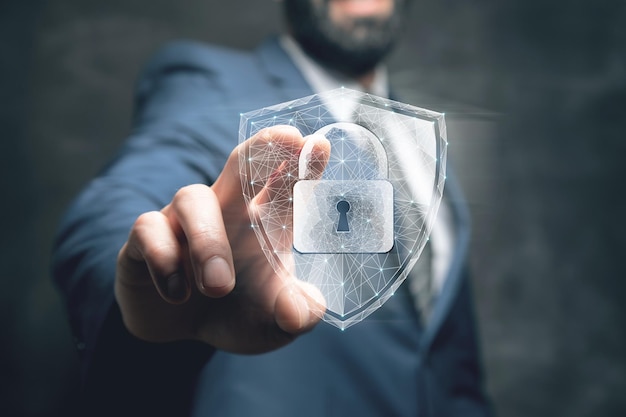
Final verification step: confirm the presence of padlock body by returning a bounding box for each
[293,180,394,253]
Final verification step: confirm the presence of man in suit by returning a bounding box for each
[53,0,492,415]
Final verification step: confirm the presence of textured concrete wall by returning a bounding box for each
[1,0,625,416]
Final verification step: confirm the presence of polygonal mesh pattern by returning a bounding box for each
[239,88,447,329]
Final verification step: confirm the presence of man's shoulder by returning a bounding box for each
[141,40,255,77]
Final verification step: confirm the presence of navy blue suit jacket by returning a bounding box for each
[53,37,492,417]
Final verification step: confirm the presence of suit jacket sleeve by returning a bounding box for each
[51,41,240,416]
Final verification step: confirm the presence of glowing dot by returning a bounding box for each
[282,225,286,229]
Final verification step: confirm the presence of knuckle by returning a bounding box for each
[134,211,161,229]
[258,125,300,143]
[129,211,162,245]
[128,211,178,265]
[257,126,275,141]
[172,184,217,216]
[173,184,207,204]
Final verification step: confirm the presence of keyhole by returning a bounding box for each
[336,200,351,232]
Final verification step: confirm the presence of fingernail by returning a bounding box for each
[202,256,234,295]
[165,273,188,301]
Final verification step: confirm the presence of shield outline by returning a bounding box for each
[238,88,447,329]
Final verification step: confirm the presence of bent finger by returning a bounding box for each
[121,210,190,304]
[165,184,235,298]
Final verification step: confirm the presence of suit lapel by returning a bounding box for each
[420,164,471,352]
[387,91,472,350]
[255,36,314,101]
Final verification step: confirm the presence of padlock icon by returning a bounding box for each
[293,123,394,254]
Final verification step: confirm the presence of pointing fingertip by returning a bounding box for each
[291,290,310,330]
[276,287,311,334]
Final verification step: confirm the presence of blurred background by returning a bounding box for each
[1,0,625,416]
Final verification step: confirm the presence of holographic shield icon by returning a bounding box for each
[239,88,447,329]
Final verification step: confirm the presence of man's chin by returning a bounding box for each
[285,0,403,76]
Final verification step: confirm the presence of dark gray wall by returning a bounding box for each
[1,0,625,416]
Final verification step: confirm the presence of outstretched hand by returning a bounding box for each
[115,125,330,353]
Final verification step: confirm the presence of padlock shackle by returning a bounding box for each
[297,136,321,180]
[298,122,389,180]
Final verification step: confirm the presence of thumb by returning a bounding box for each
[274,280,327,334]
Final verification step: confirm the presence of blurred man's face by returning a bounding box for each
[285,0,406,76]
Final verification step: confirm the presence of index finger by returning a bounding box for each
[212,125,306,209]
[163,184,236,298]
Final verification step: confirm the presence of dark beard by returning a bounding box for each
[284,0,405,77]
